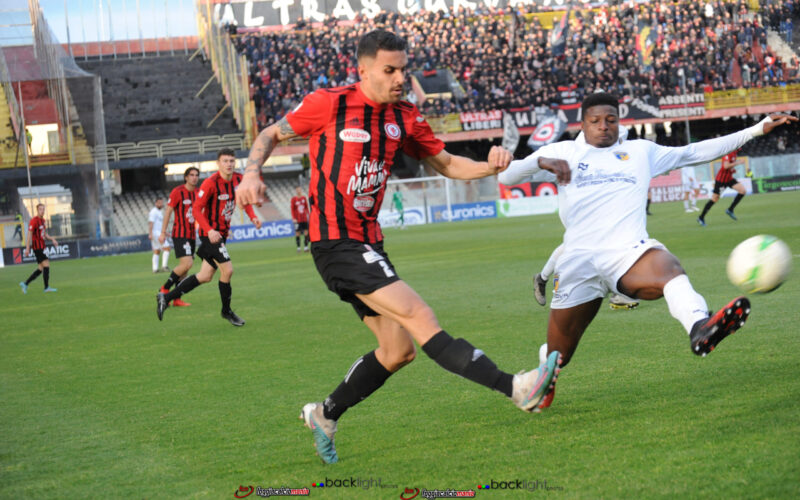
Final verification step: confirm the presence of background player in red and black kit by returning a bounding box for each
[290,186,310,252]
[697,149,748,226]
[237,29,561,464]
[157,149,261,326]
[158,166,200,306]
[19,203,59,293]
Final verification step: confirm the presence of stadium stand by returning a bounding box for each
[77,55,240,143]
[234,0,800,127]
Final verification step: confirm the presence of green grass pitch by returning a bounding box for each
[2,191,799,498]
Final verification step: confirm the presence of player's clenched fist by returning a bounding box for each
[236,172,267,208]
[487,146,513,174]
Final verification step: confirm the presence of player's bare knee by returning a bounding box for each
[384,345,416,371]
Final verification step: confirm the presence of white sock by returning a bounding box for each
[161,250,170,268]
[541,243,564,281]
[152,253,159,272]
[663,274,709,334]
[683,199,689,210]
[539,343,548,365]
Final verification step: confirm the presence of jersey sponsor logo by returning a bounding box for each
[347,157,387,196]
[385,123,401,140]
[578,162,589,171]
[613,151,630,161]
[183,199,192,204]
[218,194,230,201]
[353,195,375,212]
[222,200,235,221]
[339,128,371,143]
[198,189,205,198]
[186,207,195,223]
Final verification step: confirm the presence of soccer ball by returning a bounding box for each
[726,235,792,293]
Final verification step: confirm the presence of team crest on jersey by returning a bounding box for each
[614,151,630,161]
[353,195,375,212]
[218,194,230,200]
[340,128,371,143]
[385,123,401,140]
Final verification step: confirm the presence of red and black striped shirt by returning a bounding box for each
[716,151,738,183]
[290,196,309,223]
[28,216,46,250]
[168,184,197,239]
[285,83,444,243]
[194,172,256,239]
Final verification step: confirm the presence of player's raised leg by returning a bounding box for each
[618,248,749,356]
[357,281,560,411]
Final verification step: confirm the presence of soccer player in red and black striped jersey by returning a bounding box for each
[157,149,261,326]
[19,203,59,293]
[237,29,562,463]
[697,149,748,226]
[290,186,310,252]
[158,166,200,306]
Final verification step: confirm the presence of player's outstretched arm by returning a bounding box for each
[237,117,299,208]
[652,114,797,174]
[422,145,513,180]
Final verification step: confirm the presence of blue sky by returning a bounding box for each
[27,0,198,44]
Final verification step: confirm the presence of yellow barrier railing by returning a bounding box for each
[705,84,800,110]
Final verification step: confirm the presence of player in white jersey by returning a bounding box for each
[148,197,171,273]
[681,166,701,212]
[499,92,796,410]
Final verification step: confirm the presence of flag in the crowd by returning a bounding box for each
[527,111,566,150]
[636,22,656,67]
[502,112,520,153]
[549,8,570,57]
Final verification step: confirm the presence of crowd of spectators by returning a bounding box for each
[233,0,800,129]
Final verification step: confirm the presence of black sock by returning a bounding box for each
[323,351,392,421]
[699,199,715,219]
[165,275,200,301]
[729,193,744,211]
[295,236,301,248]
[163,271,180,291]
[304,235,309,247]
[422,330,514,397]
[43,267,50,288]
[646,199,651,212]
[219,281,232,313]
[25,269,42,285]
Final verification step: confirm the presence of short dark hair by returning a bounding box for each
[184,166,199,179]
[581,92,619,117]
[357,29,407,61]
[217,148,236,159]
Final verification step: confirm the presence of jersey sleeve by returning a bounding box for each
[193,177,216,234]
[168,188,181,208]
[28,219,36,232]
[497,141,565,185]
[648,128,753,177]
[402,108,445,160]
[285,90,333,138]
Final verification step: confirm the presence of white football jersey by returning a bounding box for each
[148,206,163,237]
[499,126,757,250]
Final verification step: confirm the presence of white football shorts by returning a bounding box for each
[550,239,668,309]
